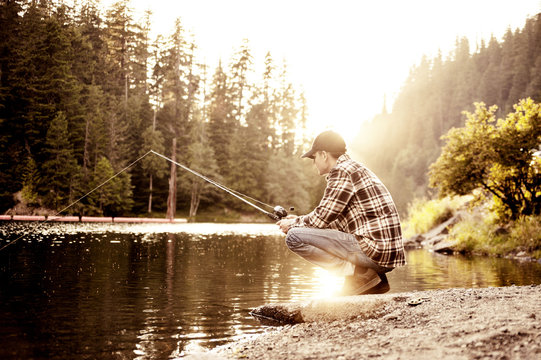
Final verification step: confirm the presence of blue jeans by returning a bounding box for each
[285,227,391,276]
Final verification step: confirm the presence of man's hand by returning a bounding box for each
[276,215,298,234]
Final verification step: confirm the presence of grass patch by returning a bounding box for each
[448,213,496,254]
[403,196,471,238]
[450,214,541,259]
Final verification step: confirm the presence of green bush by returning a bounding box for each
[429,99,541,221]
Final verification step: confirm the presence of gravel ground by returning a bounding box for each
[189,285,541,359]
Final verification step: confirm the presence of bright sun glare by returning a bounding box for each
[311,267,345,298]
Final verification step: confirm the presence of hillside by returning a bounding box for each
[351,13,541,214]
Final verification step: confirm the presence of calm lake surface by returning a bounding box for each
[1,222,540,359]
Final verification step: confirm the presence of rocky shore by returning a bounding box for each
[189,285,540,359]
[402,210,464,254]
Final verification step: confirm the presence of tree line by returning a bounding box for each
[0,0,323,219]
[352,13,541,214]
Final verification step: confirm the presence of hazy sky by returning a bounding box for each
[102,0,541,140]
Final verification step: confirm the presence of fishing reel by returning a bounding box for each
[267,205,294,221]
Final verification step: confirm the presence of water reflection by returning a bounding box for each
[0,222,540,359]
[388,249,541,292]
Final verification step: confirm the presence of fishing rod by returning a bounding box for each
[0,150,155,252]
[0,150,289,252]
[150,150,289,221]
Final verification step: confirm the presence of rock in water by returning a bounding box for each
[250,303,304,324]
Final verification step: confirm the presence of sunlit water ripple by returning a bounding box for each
[1,222,540,359]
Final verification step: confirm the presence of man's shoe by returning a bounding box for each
[364,273,390,294]
[339,267,381,296]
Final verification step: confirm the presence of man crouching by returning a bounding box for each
[277,130,406,295]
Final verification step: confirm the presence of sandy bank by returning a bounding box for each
[194,285,540,359]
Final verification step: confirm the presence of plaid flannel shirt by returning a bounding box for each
[292,154,406,268]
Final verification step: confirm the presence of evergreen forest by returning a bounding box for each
[1,0,540,220]
[352,12,541,214]
[0,0,320,219]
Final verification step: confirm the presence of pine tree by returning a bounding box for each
[123,8,152,163]
[80,84,107,177]
[275,61,298,156]
[104,0,148,169]
[498,28,516,112]
[157,18,199,218]
[87,156,133,216]
[21,156,40,207]
[0,0,25,211]
[16,2,62,161]
[526,55,541,101]
[105,0,136,100]
[297,90,309,152]
[226,54,275,204]
[184,111,220,219]
[140,126,167,213]
[207,60,234,181]
[478,36,501,109]
[229,39,253,126]
[42,112,79,210]
[508,27,531,105]
[14,2,83,195]
[526,14,541,102]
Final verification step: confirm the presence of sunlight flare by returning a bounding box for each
[311,267,345,298]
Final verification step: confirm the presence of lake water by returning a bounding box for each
[1,222,540,359]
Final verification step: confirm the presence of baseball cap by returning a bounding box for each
[301,130,347,159]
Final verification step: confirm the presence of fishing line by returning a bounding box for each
[0,150,288,252]
[150,151,286,220]
[151,150,272,209]
[0,150,154,252]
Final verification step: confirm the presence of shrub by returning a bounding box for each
[508,215,541,258]
[429,99,541,221]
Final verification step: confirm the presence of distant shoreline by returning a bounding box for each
[0,215,187,223]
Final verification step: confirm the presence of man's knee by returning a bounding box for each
[285,227,304,250]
